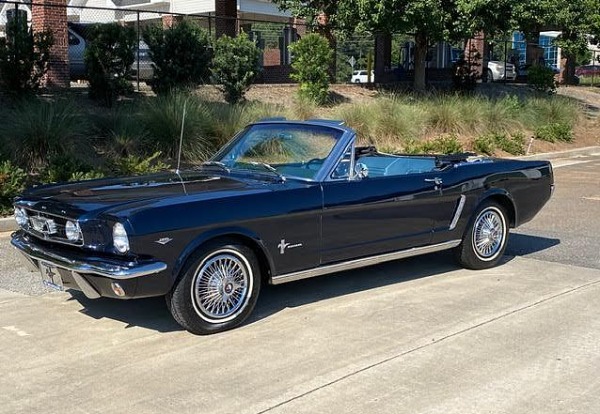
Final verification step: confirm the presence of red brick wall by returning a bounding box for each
[263,48,280,66]
[32,0,69,88]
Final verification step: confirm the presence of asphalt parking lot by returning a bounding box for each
[0,153,599,414]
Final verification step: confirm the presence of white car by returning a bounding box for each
[484,61,517,82]
[351,70,375,83]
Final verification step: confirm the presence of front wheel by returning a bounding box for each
[167,242,261,335]
[455,202,509,270]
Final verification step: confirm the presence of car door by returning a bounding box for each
[320,158,458,264]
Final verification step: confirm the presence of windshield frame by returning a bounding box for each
[210,121,355,182]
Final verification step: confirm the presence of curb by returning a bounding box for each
[515,146,600,161]
[0,216,16,233]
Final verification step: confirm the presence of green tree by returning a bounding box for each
[212,32,261,104]
[550,1,600,84]
[143,20,213,94]
[347,0,514,90]
[84,23,136,106]
[289,33,333,104]
[0,14,53,95]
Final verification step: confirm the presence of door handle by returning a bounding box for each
[425,177,443,186]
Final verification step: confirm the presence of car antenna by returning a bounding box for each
[176,98,187,174]
[175,98,188,195]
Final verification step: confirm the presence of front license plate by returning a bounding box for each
[39,261,64,291]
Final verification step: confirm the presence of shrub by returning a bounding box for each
[85,23,136,106]
[527,65,557,94]
[289,34,333,105]
[534,123,574,143]
[473,135,496,155]
[143,20,212,94]
[475,132,526,156]
[69,170,105,182]
[0,15,53,95]
[142,91,215,160]
[39,154,93,184]
[402,135,464,155]
[110,151,169,176]
[0,99,85,170]
[212,32,261,104]
[0,160,27,215]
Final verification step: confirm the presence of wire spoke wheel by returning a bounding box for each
[192,251,251,323]
[471,207,505,260]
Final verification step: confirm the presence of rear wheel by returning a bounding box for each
[167,242,261,335]
[485,69,494,83]
[455,202,509,270]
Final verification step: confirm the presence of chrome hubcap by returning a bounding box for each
[472,208,505,260]
[193,253,250,322]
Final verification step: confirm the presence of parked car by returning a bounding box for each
[351,70,375,83]
[575,65,600,77]
[483,61,517,82]
[68,23,153,81]
[11,119,553,335]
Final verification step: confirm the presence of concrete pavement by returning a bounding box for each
[0,255,599,413]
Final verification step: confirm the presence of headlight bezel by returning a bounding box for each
[112,222,130,254]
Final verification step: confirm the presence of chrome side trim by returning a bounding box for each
[271,239,461,285]
[11,233,167,280]
[449,195,467,231]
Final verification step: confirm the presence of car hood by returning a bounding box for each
[16,171,257,218]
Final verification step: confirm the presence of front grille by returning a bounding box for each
[21,209,84,246]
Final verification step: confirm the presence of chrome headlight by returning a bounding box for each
[14,207,28,227]
[65,220,82,242]
[113,223,130,254]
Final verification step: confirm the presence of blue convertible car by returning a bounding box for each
[11,119,553,334]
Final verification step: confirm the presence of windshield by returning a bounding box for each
[212,124,343,180]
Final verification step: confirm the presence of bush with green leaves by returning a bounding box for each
[0,15,53,95]
[110,151,169,176]
[535,123,573,143]
[85,23,136,105]
[289,34,333,105]
[211,32,261,104]
[474,132,526,155]
[0,99,85,170]
[39,154,94,184]
[527,65,557,94]
[143,20,212,95]
[0,160,27,215]
[404,135,464,154]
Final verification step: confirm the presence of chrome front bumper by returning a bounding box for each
[11,232,167,280]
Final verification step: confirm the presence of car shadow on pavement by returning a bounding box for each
[64,233,560,333]
[505,233,561,256]
[67,292,184,333]
[251,251,461,323]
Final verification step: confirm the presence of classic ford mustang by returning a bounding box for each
[11,119,553,334]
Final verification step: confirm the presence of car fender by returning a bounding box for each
[475,187,518,227]
[171,226,275,283]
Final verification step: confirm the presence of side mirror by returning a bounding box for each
[354,162,369,179]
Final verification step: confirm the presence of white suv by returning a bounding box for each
[351,70,375,83]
